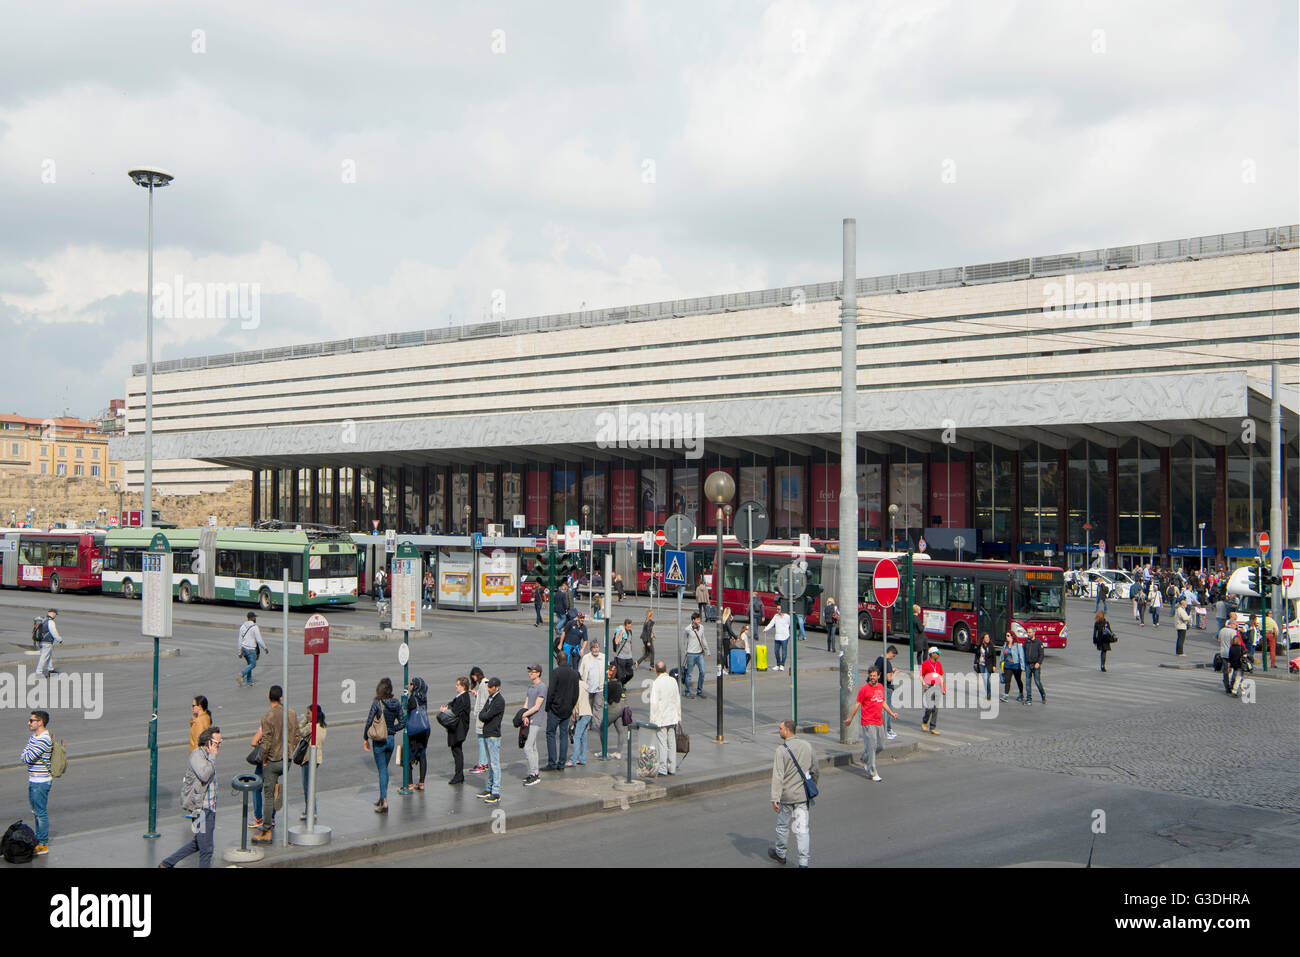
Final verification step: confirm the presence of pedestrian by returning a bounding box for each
[159,726,222,868]
[34,608,63,677]
[579,640,606,717]
[374,566,386,600]
[1000,632,1024,701]
[1147,581,1162,626]
[823,596,839,652]
[920,647,945,733]
[1217,621,1236,692]
[1130,581,1142,624]
[423,569,435,610]
[1213,595,1229,634]
[1023,632,1046,705]
[520,664,546,786]
[544,655,580,773]
[912,605,925,665]
[552,580,571,622]
[361,677,404,814]
[764,607,792,671]
[592,593,605,622]
[251,685,299,844]
[1264,613,1279,670]
[474,678,504,804]
[794,595,808,642]
[844,668,898,782]
[637,610,657,671]
[467,667,489,775]
[189,695,211,751]
[533,577,546,627]
[21,710,54,855]
[769,719,815,867]
[562,613,588,668]
[1226,632,1247,696]
[570,677,592,766]
[406,676,430,790]
[649,660,681,776]
[613,571,624,602]
[1094,576,1108,614]
[1092,611,1115,672]
[1173,597,1191,657]
[682,611,711,697]
[695,580,710,618]
[612,618,636,685]
[973,633,996,699]
[235,611,267,687]
[750,592,764,626]
[438,676,471,785]
[871,645,900,738]
[297,705,325,820]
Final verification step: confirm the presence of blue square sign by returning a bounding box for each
[663,549,687,587]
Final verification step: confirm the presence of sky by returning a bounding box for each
[1,0,1296,419]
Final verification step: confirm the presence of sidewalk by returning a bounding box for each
[9,727,915,868]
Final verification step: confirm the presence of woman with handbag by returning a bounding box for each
[636,610,657,672]
[296,704,326,820]
[1092,611,1115,672]
[362,678,404,813]
[438,677,472,785]
[406,677,431,790]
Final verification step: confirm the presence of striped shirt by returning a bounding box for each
[22,731,52,783]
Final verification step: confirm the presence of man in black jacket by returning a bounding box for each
[1023,633,1046,705]
[544,660,580,772]
[475,678,505,804]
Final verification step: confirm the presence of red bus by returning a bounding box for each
[1,530,105,593]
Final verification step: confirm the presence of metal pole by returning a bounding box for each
[602,553,612,760]
[145,634,159,837]
[281,568,288,847]
[1270,363,1283,649]
[143,184,154,529]
[839,217,859,745]
[748,517,755,737]
[307,653,319,831]
[547,545,555,680]
[399,625,411,792]
[789,575,797,724]
[906,553,915,668]
[675,585,683,684]
[715,510,724,742]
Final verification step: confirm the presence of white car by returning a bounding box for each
[1083,568,1136,600]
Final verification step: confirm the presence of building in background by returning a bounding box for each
[0,414,122,486]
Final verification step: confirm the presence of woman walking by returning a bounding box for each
[422,569,435,610]
[823,596,839,652]
[406,677,431,790]
[972,633,996,699]
[362,678,404,813]
[612,618,636,685]
[636,610,656,672]
[1147,581,1162,626]
[1092,611,1115,672]
[999,632,1024,702]
[297,704,326,820]
[189,695,212,751]
[439,676,472,784]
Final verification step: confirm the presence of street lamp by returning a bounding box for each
[1198,522,1206,573]
[463,503,472,534]
[704,470,735,743]
[128,167,174,530]
[888,503,899,551]
[724,503,733,538]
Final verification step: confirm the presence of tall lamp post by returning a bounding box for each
[582,504,592,603]
[1198,522,1206,573]
[888,503,899,552]
[704,471,735,742]
[128,168,174,530]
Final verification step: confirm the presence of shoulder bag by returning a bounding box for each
[407,703,431,737]
[675,722,690,755]
[782,743,819,804]
[291,736,310,766]
[367,702,388,742]
[436,707,459,730]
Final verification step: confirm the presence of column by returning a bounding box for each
[270,470,281,521]
[1214,444,1228,564]
[310,468,320,523]
[251,472,261,523]
[1009,449,1021,562]
[1107,448,1119,559]
[1158,447,1171,559]
[879,454,891,546]
[419,466,429,533]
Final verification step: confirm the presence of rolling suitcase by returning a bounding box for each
[704,604,718,622]
[729,647,746,674]
[755,643,768,671]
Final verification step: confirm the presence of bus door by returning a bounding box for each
[0,533,16,588]
[198,528,218,600]
[978,582,1008,644]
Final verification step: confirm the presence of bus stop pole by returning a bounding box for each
[601,554,611,760]
[748,525,755,737]
[788,569,798,726]
[547,545,555,680]
[281,568,289,848]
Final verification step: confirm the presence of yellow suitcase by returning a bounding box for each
[755,643,768,671]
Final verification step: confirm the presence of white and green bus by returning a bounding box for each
[101,527,359,609]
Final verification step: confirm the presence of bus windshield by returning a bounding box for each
[1012,577,1063,618]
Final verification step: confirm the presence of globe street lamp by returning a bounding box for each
[128,167,174,530]
[1198,522,1206,573]
[704,470,735,742]
[888,503,899,551]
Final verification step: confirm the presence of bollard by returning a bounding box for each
[223,773,265,864]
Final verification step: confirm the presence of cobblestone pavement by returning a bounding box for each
[950,683,1299,811]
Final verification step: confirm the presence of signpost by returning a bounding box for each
[1281,556,1294,590]
[873,556,900,723]
[776,563,807,723]
[663,515,695,682]
[391,542,422,795]
[1258,531,1270,556]
[565,520,580,553]
[290,614,332,846]
[141,531,171,839]
[736,501,769,736]
[918,537,927,554]
[664,547,688,681]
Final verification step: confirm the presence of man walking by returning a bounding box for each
[236,612,267,687]
[34,609,64,678]
[769,719,815,867]
[21,710,53,855]
[844,668,898,782]
[1023,632,1046,705]
[533,579,546,627]
[561,613,588,668]
[695,579,710,619]
[521,665,546,786]
[159,727,222,868]
[764,607,792,671]
[1217,621,1236,693]
[682,611,710,697]
[544,655,579,773]
[872,645,900,739]
[612,618,636,685]
[552,580,572,623]
[920,647,945,733]
[649,661,681,776]
[1094,577,1108,614]
[1173,597,1191,657]
[579,640,606,716]
[251,685,298,844]
[475,678,504,804]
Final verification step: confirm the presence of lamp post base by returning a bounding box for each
[287,824,333,846]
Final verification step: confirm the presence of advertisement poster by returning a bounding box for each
[929,460,967,528]
[581,469,606,530]
[641,468,666,528]
[774,465,803,531]
[889,463,924,531]
[437,548,474,609]
[671,469,700,527]
[526,471,549,526]
[611,469,636,528]
[811,464,838,529]
[477,549,518,608]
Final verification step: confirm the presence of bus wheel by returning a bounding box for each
[49,574,60,595]
[258,589,273,611]
[179,581,193,603]
[649,581,659,598]
[952,622,972,652]
[123,579,136,599]
[858,615,873,641]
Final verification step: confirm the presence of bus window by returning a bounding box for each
[48,543,79,567]
[1013,581,1063,617]
[948,577,974,611]
[918,576,947,608]
[722,560,749,590]
[857,572,873,605]
[235,550,257,580]
[18,542,45,565]
[216,550,237,577]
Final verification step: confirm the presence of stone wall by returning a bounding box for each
[0,476,251,528]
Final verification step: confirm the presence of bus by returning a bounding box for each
[102,526,358,609]
[0,530,105,593]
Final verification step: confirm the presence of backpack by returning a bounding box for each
[50,738,67,778]
[1,820,37,863]
[31,617,49,648]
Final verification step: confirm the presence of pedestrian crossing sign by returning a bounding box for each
[664,549,687,587]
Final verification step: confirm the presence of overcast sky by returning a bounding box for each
[1,0,1295,419]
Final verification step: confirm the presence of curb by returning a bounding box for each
[0,647,182,670]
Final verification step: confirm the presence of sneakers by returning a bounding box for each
[920,722,929,732]
[248,818,263,829]
[767,847,787,865]
[483,794,500,804]
[886,731,898,740]
[870,774,882,782]
[928,728,939,735]
[34,844,49,856]
[471,764,487,774]
[475,790,492,799]
[523,774,540,786]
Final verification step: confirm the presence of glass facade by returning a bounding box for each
[1066,441,1108,545]
[298,470,311,522]
[551,467,578,529]
[358,468,376,532]
[318,469,334,526]
[502,470,523,526]
[974,446,1015,544]
[338,467,354,528]
[1019,443,1059,543]
[381,470,399,531]
[641,468,666,528]
[403,470,421,533]
[277,469,291,520]
[427,470,445,533]
[477,471,496,527]
[582,467,606,531]
[451,470,470,531]
[671,466,700,529]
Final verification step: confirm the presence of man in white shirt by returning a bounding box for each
[764,610,792,671]
[649,661,681,776]
[236,612,268,687]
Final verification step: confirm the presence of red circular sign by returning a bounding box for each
[873,558,901,608]
[1258,532,1270,555]
[654,529,667,547]
[1282,556,1295,588]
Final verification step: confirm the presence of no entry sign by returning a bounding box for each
[873,558,900,608]
[1258,532,1270,556]
[1281,556,1294,589]
[654,529,667,547]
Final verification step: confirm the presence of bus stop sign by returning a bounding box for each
[873,557,900,608]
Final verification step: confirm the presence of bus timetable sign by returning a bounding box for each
[303,614,330,655]
[873,557,900,608]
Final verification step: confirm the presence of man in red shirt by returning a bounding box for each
[920,647,946,734]
[844,668,898,782]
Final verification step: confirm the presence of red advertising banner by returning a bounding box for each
[526,470,549,526]
[929,460,967,528]
[811,464,838,529]
[611,469,636,528]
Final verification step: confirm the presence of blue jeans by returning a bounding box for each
[485,736,501,795]
[477,733,488,767]
[371,737,395,800]
[28,781,50,845]
[572,714,591,764]
[253,760,263,819]
[684,652,704,694]
[774,640,788,667]
[977,664,993,698]
[546,712,570,768]
[795,615,806,640]
[535,602,544,624]
[240,648,258,684]
[884,682,894,734]
[161,809,215,868]
[300,763,318,816]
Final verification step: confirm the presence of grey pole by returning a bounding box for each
[839,217,859,745]
[1271,363,1283,631]
[748,515,755,737]
[281,568,289,847]
[143,183,154,528]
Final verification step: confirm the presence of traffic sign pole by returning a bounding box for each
[141,531,172,840]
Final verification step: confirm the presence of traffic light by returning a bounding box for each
[1246,563,1263,596]
[1259,562,1273,602]
[532,552,555,585]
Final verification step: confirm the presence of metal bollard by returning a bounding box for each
[224,773,265,864]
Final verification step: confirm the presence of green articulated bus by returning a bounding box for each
[101,526,358,609]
